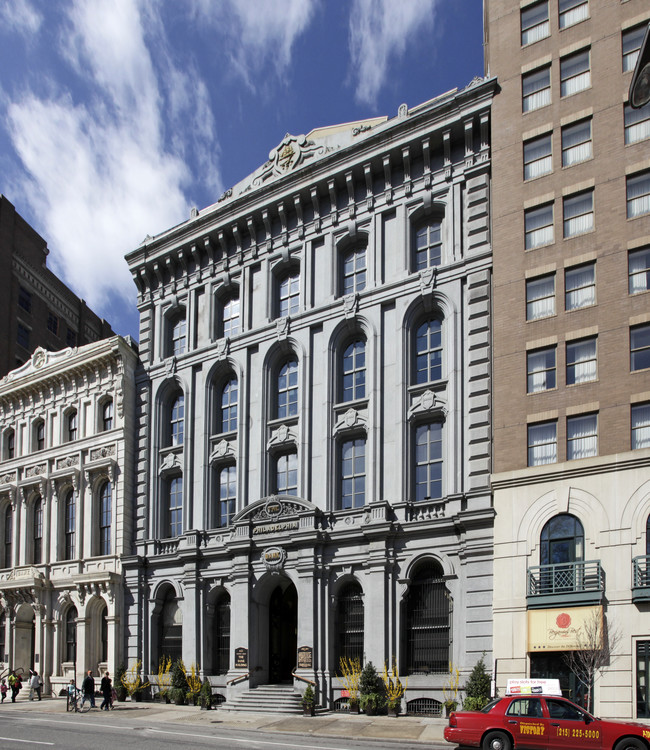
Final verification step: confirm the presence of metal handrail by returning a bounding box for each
[292,669,316,686]
[226,672,250,686]
[633,555,650,587]
[527,559,603,596]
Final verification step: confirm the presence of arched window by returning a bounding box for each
[335,582,364,665]
[159,589,182,663]
[66,606,78,662]
[274,451,297,496]
[33,497,43,565]
[166,476,183,538]
[220,293,240,338]
[35,420,45,451]
[414,422,443,501]
[102,400,114,431]
[339,436,366,509]
[168,312,187,357]
[99,482,112,556]
[413,218,442,270]
[101,605,108,663]
[67,410,78,442]
[213,593,231,675]
[4,429,15,460]
[277,359,298,419]
[540,514,584,565]
[4,506,13,568]
[414,318,442,384]
[220,378,238,433]
[64,490,76,560]
[341,245,367,296]
[278,269,300,318]
[170,393,184,446]
[341,339,366,402]
[216,465,236,528]
[404,563,451,675]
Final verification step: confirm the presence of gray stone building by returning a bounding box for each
[0,337,138,695]
[124,77,496,713]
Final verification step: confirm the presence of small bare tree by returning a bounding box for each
[563,609,620,710]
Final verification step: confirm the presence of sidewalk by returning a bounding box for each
[0,696,450,744]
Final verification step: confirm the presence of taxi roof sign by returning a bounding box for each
[506,678,562,697]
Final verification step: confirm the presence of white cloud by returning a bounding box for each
[192,0,317,90]
[0,0,42,37]
[349,0,438,107]
[4,0,222,325]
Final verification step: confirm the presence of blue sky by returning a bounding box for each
[0,0,484,341]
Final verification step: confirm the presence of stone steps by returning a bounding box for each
[219,684,315,714]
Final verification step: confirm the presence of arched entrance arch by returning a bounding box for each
[252,575,297,684]
[14,604,35,673]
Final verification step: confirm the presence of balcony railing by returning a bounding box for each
[633,556,650,601]
[527,560,604,608]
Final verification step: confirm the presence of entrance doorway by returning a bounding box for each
[268,583,297,683]
[14,605,35,673]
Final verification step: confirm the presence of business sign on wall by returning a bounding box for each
[528,605,603,652]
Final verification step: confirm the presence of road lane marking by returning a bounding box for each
[146,727,353,750]
[0,736,54,746]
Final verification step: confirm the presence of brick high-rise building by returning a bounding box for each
[0,195,114,378]
[485,0,650,718]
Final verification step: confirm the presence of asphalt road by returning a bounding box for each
[0,709,447,750]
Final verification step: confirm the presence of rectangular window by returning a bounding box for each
[17,323,30,349]
[340,437,366,509]
[526,274,555,320]
[567,413,598,460]
[623,24,646,73]
[18,286,32,313]
[527,346,556,393]
[66,328,77,347]
[168,476,183,537]
[561,49,591,97]
[525,203,554,249]
[637,641,650,718]
[279,272,300,317]
[565,263,595,310]
[523,66,551,112]
[524,134,552,180]
[559,0,588,30]
[629,247,650,294]
[631,325,650,371]
[521,1,549,45]
[218,465,236,527]
[564,190,594,237]
[566,337,597,385]
[625,102,650,145]
[627,172,650,219]
[222,296,240,338]
[528,421,557,466]
[275,451,298,496]
[562,119,592,167]
[415,423,443,501]
[632,403,650,450]
[47,312,59,335]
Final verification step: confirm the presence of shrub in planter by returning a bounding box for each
[115,664,127,702]
[199,678,212,710]
[359,662,384,715]
[302,685,315,716]
[462,654,491,711]
[170,660,188,705]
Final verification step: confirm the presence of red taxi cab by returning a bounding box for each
[444,680,650,750]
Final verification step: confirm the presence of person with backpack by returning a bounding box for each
[81,670,95,708]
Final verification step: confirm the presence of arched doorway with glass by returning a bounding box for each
[540,513,584,593]
[205,587,230,676]
[152,585,182,670]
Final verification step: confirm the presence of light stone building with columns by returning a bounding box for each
[0,336,138,694]
[124,78,497,713]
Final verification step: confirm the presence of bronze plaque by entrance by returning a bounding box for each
[297,645,312,669]
[235,647,248,669]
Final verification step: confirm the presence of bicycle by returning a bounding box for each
[67,687,91,713]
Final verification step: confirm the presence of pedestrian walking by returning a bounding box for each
[100,671,112,711]
[8,670,21,702]
[0,679,6,703]
[81,670,95,708]
[29,670,42,701]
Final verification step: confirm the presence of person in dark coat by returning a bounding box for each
[82,670,95,708]
[100,671,112,711]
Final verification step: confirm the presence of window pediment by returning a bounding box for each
[408,390,448,421]
[159,452,182,476]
